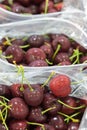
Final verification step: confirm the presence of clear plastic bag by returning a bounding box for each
[0,17,87,73]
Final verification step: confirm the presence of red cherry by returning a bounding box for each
[49,74,71,97]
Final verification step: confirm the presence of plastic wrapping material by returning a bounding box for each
[0,17,87,73]
[79,108,87,130]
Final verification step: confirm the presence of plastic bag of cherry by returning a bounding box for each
[0,66,87,130]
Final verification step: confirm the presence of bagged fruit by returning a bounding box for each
[0,17,87,74]
[0,0,64,23]
[0,70,86,129]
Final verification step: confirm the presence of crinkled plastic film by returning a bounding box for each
[0,17,87,73]
[0,69,86,129]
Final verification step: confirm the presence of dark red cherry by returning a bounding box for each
[28,107,47,123]
[42,93,61,116]
[29,60,48,67]
[0,122,6,130]
[54,52,70,64]
[8,97,29,119]
[80,56,87,63]
[29,5,39,14]
[27,35,44,47]
[11,3,25,13]
[25,48,46,64]
[49,115,67,130]
[35,123,55,130]
[9,120,28,130]
[61,97,77,115]
[24,84,44,106]
[52,35,71,52]
[5,45,24,64]
[68,122,79,130]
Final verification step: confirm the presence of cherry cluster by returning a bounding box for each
[0,34,87,67]
[0,74,86,130]
[0,0,63,14]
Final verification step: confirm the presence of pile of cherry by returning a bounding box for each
[0,33,87,67]
[0,0,63,14]
[0,73,86,130]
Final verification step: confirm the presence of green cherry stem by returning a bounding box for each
[20,44,30,49]
[0,96,10,102]
[45,59,53,65]
[23,78,34,91]
[8,0,13,5]
[64,112,81,122]
[69,49,83,64]
[52,44,61,61]
[41,107,56,115]
[58,112,80,123]
[0,110,8,130]
[27,122,45,130]
[5,5,12,11]
[58,100,86,110]
[44,0,49,14]
[41,71,55,88]
[0,50,13,59]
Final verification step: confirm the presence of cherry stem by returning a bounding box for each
[41,107,56,115]
[27,122,45,130]
[45,59,53,65]
[0,96,10,102]
[69,48,83,64]
[64,112,80,122]
[23,78,34,92]
[58,99,86,110]
[0,50,13,59]
[44,0,49,14]
[0,110,8,130]
[41,71,55,88]
[4,5,12,11]
[71,80,84,85]
[20,44,30,49]
[22,37,28,41]
[4,37,12,46]
[52,44,61,61]
[58,112,80,123]
[8,0,13,5]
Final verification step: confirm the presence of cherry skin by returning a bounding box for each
[49,74,71,97]
[29,60,48,67]
[28,106,47,123]
[61,97,77,115]
[5,45,24,64]
[9,120,29,130]
[25,48,46,64]
[67,122,79,130]
[27,35,44,47]
[42,93,61,116]
[35,123,55,130]
[8,97,29,120]
[24,84,44,107]
[49,115,67,130]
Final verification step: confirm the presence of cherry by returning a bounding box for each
[67,122,79,130]
[11,39,25,46]
[11,3,25,13]
[29,60,48,67]
[80,56,87,63]
[9,120,29,130]
[24,84,44,107]
[40,44,54,60]
[10,84,28,97]
[59,61,71,66]
[35,123,55,130]
[5,45,24,64]
[54,52,70,64]
[32,0,43,5]
[48,8,57,13]
[25,48,46,64]
[49,115,67,130]
[61,97,77,115]
[0,84,11,97]
[0,122,6,130]
[16,0,30,7]
[52,35,71,52]
[8,97,29,119]
[42,93,61,116]
[27,35,44,47]
[28,107,47,123]
[49,74,71,97]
